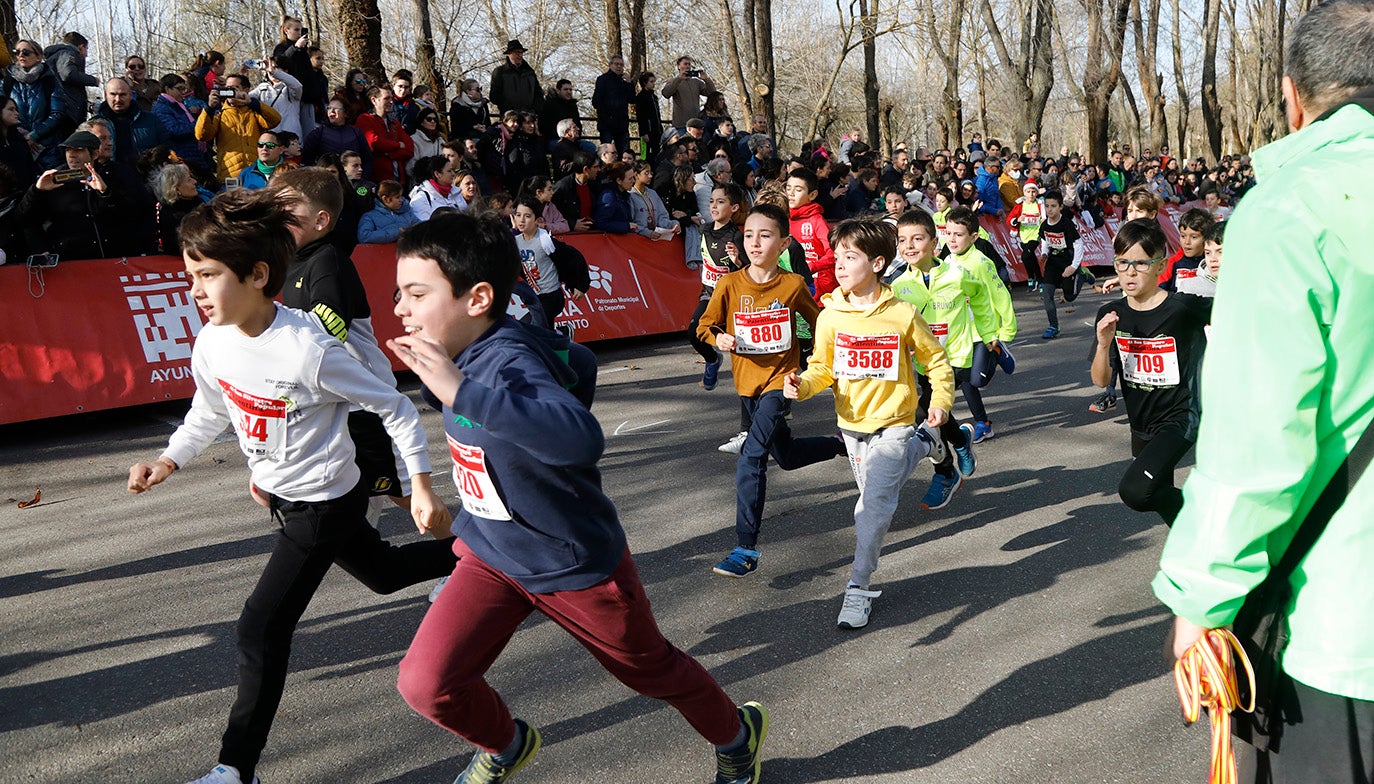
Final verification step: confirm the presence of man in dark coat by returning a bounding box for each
[489,40,542,114]
[591,55,634,155]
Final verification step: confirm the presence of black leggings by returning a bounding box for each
[1020,240,1042,283]
[537,290,566,324]
[687,295,717,363]
[954,343,998,423]
[1120,427,1194,525]
[917,373,969,477]
[219,482,457,780]
[1040,259,1080,329]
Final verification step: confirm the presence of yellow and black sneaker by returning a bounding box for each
[453,719,541,784]
[715,701,770,783]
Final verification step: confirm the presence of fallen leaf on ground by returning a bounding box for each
[16,487,41,508]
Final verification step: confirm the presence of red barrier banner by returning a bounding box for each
[0,233,699,425]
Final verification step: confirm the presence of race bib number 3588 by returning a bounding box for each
[217,379,287,458]
[1116,335,1181,386]
[834,332,900,381]
[733,308,793,354]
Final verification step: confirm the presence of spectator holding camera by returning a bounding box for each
[123,56,161,111]
[196,72,282,181]
[247,58,304,137]
[1,40,68,172]
[95,77,168,163]
[661,56,715,132]
[19,130,122,261]
[271,15,315,132]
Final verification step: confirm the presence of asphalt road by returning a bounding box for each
[0,285,1212,783]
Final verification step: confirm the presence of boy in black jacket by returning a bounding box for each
[389,213,768,784]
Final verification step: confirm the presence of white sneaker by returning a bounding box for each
[916,424,947,465]
[427,576,449,603]
[837,587,882,629]
[186,765,259,784]
[718,431,747,454]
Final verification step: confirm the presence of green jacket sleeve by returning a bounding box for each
[978,259,1017,342]
[1151,201,1340,628]
[961,267,1001,346]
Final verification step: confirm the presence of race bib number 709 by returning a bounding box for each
[1116,335,1181,386]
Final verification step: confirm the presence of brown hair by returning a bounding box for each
[270,167,344,228]
[377,179,403,199]
[179,190,300,296]
[1124,186,1162,217]
[829,218,896,263]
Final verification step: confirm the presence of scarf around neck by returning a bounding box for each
[430,178,453,197]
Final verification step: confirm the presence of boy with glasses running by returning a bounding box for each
[1091,219,1211,526]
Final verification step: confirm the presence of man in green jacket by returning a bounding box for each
[1154,0,1374,779]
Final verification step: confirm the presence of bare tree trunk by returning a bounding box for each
[750,0,777,136]
[1200,0,1222,160]
[1171,0,1189,157]
[1119,76,1143,151]
[604,0,623,61]
[627,0,647,77]
[720,0,756,119]
[1082,0,1131,162]
[412,0,444,105]
[879,98,895,159]
[978,0,1054,144]
[336,0,386,78]
[916,0,966,150]
[804,0,860,142]
[1131,0,1167,151]
[860,0,881,152]
[977,55,989,141]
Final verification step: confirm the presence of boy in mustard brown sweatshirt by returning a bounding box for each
[784,218,953,629]
[697,203,845,578]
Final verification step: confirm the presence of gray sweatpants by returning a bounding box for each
[842,424,931,589]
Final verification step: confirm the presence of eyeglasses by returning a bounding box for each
[128,63,146,70]
[326,106,345,112]
[13,49,37,56]
[353,77,369,84]
[422,116,437,122]
[1112,256,1165,272]
[257,141,279,149]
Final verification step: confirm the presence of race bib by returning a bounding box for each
[701,258,731,288]
[733,308,792,354]
[1175,267,1198,281]
[1116,335,1181,386]
[1043,231,1067,251]
[218,380,287,458]
[834,333,900,381]
[928,322,950,347]
[506,293,531,321]
[447,435,512,521]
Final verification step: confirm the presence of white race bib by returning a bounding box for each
[1043,231,1067,251]
[928,322,950,347]
[447,436,512,521]
[1175,267,1198,281]
[733,308,792,354]
[1116,335,1181,386]
[506,293,531,321]
[834,333,900,381]
[701,258,731,288]
[218,380,286,458]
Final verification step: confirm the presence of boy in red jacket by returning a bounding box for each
[786,167,837,297]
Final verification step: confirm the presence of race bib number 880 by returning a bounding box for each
[733,308,793,354]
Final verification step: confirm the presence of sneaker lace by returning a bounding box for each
[840,591,869,616]
[715,739,754,781]
[463,754,517,784]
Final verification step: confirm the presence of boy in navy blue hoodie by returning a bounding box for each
[387,213,768,784]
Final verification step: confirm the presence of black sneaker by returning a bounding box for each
[715,702,770,784]
[1088,392,1118,414]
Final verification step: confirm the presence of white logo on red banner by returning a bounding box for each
[1116,335,1181,386]
[733,308,792,354]
[834,332,900,380]
[217,379,288,457]
[122,273,204,364]
[446,435,512,521]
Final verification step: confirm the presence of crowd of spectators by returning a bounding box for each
[0,24,1255,266]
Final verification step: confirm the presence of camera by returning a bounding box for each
[215,88,237,98]
[300,27,308,38]
[243,58,265,70]
[52,168,87,184]
[685,69,701,78]
[27,253,59,268]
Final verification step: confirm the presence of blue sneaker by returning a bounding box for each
[921,471,963,510]
[972,420,994,443]
[715,702,769,783]
[1041,326,1060,340]
[953,422,977,477]
[702,359,721,391]
[712,547,760,577]
[995,342,1016,375]
[453,718,541,783]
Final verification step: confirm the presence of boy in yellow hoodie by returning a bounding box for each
[784,218,954,629]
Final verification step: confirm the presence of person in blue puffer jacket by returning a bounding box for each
[149,73,209,174]
[1,41,70,171]
[592,161,636,233]
[357,180,418,244]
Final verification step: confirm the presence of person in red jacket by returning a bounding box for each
[785,167,836,297]
[354,86,414,187]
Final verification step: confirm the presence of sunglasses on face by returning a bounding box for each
[257,141,279,149]
[354,77,368,84]
[1113,257,1165,272]
[13,49,37,56]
